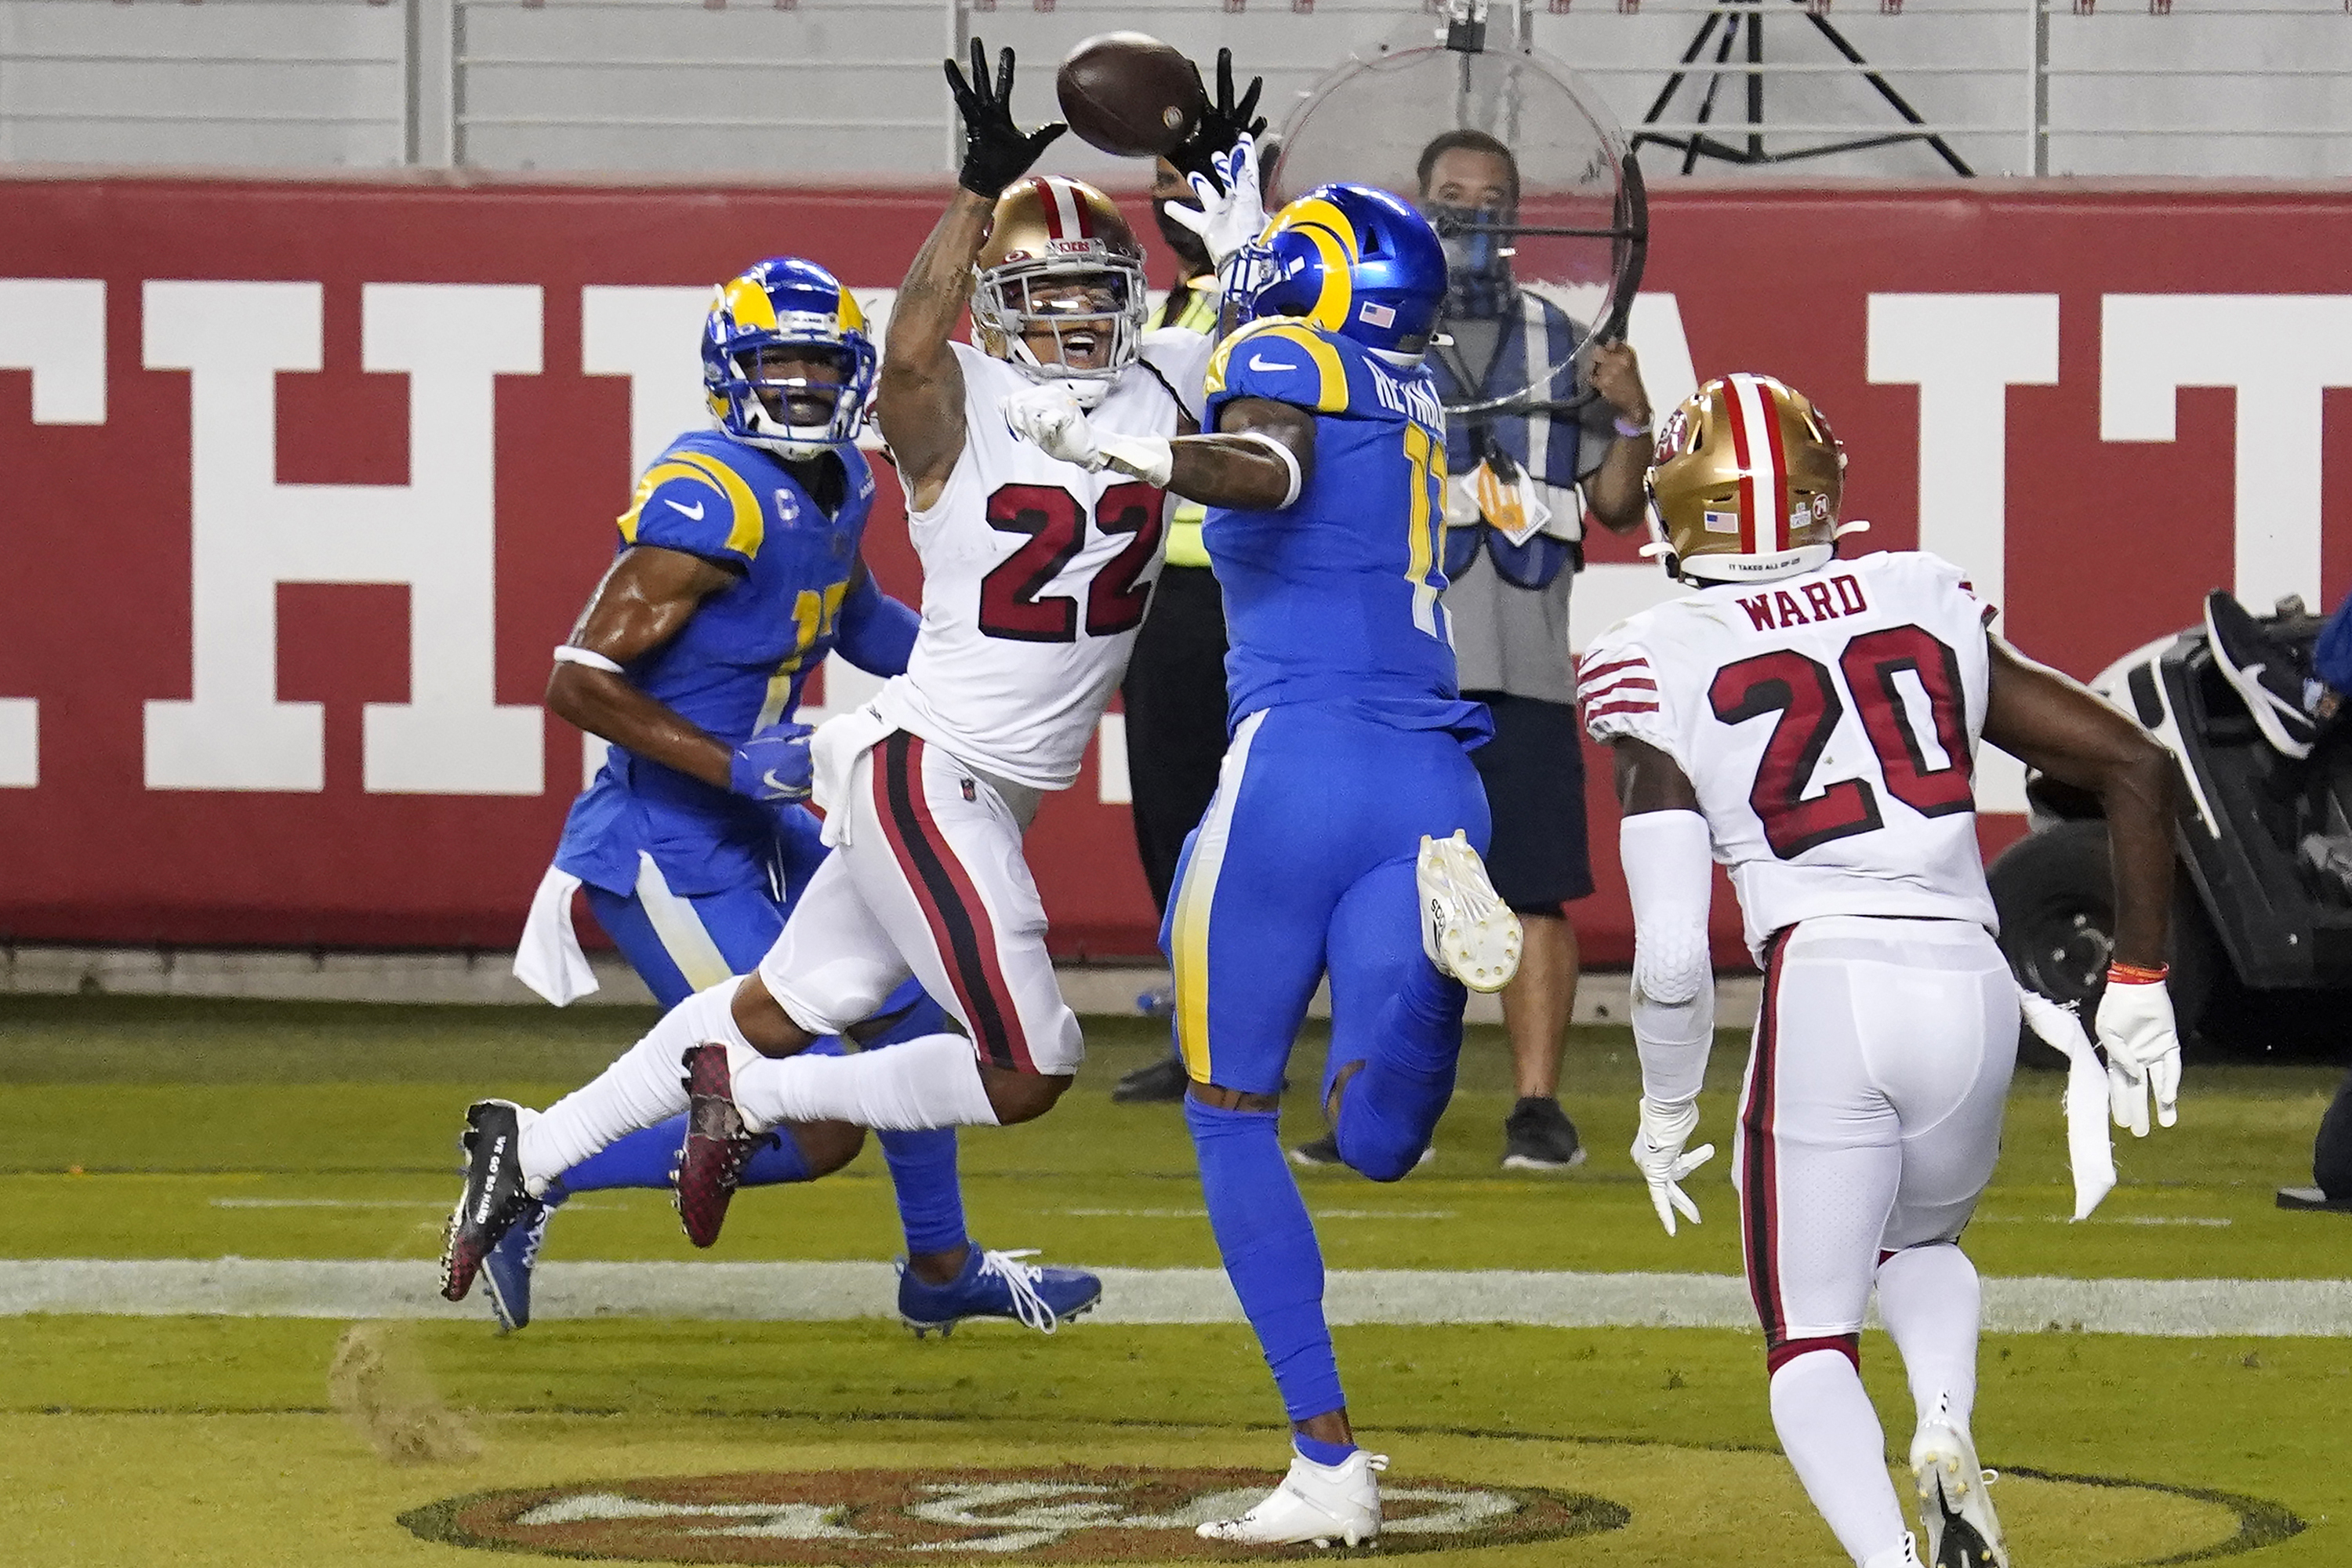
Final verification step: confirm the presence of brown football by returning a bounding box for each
[1056,32,1205,159]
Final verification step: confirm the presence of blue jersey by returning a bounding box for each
[1201,318,1487,741]
[556,430,877,898]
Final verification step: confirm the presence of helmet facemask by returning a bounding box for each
[971,256,1147,410]
[709,314,876,460]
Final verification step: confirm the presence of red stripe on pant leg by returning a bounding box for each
[870,735,973,1047]
[871,735,1011,1069]
[881,735,1035,1073]
[1767,1334,1860,1376]
[1741,927,1791,1349]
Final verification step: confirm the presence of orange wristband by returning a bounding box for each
[2106,961,2169,985]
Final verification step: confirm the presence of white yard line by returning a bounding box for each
[2,1259,2347,1337]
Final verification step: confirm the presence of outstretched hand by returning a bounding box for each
[1163,135,1271,270]
[946,38,1065,198]
[1168,47,1267,194]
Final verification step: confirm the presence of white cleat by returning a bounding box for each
[1195,1449,1388,1548]
[1911,1416,2009,1568]
[1417,830,1522,993]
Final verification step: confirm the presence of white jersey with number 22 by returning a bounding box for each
[875,334,1208,791]
[1580,550,1999,956]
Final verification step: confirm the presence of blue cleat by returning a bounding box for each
[896,1247,1103,1338]
[481,1185,562,1334]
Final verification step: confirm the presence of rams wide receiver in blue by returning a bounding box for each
[1003,146,1521,1545]
[456,258,1101,1337]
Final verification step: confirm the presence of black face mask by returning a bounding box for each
[1424,201,1513,319]
[1153,197,1213,274]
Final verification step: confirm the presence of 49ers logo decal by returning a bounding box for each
[400,1466,1625,1563]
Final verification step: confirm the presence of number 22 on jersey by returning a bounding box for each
[1709,622,1974,861]
[977,481,1164,644]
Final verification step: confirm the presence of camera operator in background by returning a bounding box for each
[1309,129,1655,1170]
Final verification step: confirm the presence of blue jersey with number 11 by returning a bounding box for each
[1201,318,1483,739]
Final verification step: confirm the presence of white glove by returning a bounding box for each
[1163,133,1272,269]
[2096,971,2181,1137]
[1630,1098,1715,1237]
[1000,384,1174,485]
[1000,384,1102,469]
[2016,985,2117,1221]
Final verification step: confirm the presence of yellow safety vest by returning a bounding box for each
[1155,275,1221,571]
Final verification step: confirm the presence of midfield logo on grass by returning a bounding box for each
[401,1466,1626,1563]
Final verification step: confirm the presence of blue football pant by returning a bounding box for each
[572,851,968,1258]
[1163,704,1486,1423]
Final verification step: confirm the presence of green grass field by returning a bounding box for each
[2,994,2347,1566]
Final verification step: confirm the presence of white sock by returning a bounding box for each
[1769,1348,1911,1568]
[731,1033,1000,1132]
[518,980,750,1193]
[1875,1242,1981,1433]
[1860,1536,1921,1568]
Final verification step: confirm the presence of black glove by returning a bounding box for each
[945,39,1066,199]
[1167,48,1268,195]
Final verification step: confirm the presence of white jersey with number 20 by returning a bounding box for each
[1580,550,1999,956]
[875,334,1208,791]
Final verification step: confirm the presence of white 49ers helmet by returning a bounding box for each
[972,174,1149,409]
[1645,373,1862,584]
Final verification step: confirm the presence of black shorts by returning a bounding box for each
[1465,691,1595,913]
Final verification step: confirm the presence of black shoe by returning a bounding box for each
[1501,1097,1586,1171]
[440,1099,535,1302]
[1289,1133,1343,1167]
[1288,1132,1433,1170]
[1112,1054,1189,1104]
[2205,590,2318,760]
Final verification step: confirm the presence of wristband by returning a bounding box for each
[2106,960,2169,985]
[1613,415,1653,441]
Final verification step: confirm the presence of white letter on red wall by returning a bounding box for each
[2103,294,2352,611]
[1868,294,2060,815]
[0,278,107,788]
[142,281,544,793]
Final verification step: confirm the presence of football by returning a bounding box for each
[1055,31,1205,159]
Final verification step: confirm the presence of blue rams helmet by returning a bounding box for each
[1225,183,1448,360]
[702,257,877,459]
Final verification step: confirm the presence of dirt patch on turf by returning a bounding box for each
[398,1465,1625,1563]
[328,1323,480,1466]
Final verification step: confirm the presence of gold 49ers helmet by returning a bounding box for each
[1646,373,1856,584]
[972,174,1149,408]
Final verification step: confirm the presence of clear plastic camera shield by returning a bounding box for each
[1270,19,1644,416]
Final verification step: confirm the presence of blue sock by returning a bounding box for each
[1334,960,1465,1182]
[867,984,972,1259]
[1294,1434,1357,1467]
[880,1128,969,1258]
[555,1114,814,1192]
[1185,1097,1345,1423]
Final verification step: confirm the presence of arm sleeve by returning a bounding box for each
[1623,809,1717,1109]
[621,459,760,571]
[833,568,920,678]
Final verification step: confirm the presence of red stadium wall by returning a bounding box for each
[2,173,2350,965]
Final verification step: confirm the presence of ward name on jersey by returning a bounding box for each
[876,334,1208,791]
[1580,550,1998,953]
